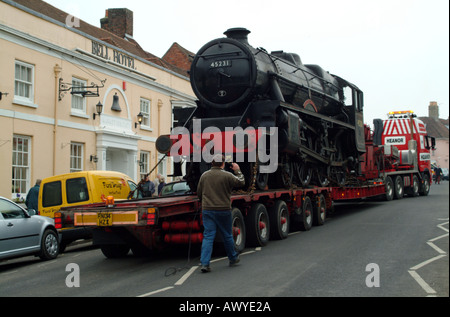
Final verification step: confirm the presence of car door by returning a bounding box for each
[0,198,42,258]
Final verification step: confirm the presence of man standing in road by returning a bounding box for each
[197,154,245,273]
[25,179,41,212]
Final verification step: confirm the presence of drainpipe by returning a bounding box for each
[53,64,62,176]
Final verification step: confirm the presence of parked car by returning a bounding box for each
[159,181,191,196]
[442,168,449,181]
[0,196,60,262]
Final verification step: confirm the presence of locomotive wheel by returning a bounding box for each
[268,200,289,240]
[255,162,269,190]
[315,165,330,187]
[231,207,246,253]
[393,175,404,199]
[330,150,346,186]
[295,161,312,187]
[276,156,293,188]
[246,203,270,247]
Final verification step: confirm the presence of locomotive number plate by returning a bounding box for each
[210,60,232,68]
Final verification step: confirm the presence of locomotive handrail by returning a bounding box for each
[198,50,243,59]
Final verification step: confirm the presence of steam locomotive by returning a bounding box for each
[156,28,366,192]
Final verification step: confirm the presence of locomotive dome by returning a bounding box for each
[190,28,259,110]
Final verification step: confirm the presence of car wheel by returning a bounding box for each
[39,229,59,260]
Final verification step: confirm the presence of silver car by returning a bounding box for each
[0,196,60,261]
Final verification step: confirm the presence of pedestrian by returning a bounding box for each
[435,166,442,184]
[197,154,245,273]
[25,179,41,212]
[157,177,166,195]
[141,175,155,197]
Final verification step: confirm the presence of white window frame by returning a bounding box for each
[71,77,87,114]
[139,151,150,180]
[14,60,35,105]
[140,98,151,128]
[70,142,84,172]
[12,135,31,200]
[157,153,167,178]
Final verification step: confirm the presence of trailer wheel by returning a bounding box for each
[100,244,130,258]
[384,176,394,201]
[269,200,289,240]
[231,208,246,253]
[419,173,430,196]
[299,196,313,231]
[313,194,326,226]
[394,176,404,199]
[407,175,420,197]
[246,203,270,247]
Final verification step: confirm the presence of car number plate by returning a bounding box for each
[97,212,112,226]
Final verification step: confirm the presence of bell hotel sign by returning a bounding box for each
[91,40,136,70]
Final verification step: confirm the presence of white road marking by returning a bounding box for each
[175,265,198,286]
[408,270,436,294]
[137,286,174,297]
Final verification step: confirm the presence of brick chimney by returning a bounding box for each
[100,8,133,38]
[428,101,439,120]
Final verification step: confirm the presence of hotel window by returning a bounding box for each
[71,78,87,113]
[12,135,31,198]
[157,153,167,177]
[14,60,34,103]
[140,98,151,128]
[139,151,150,180]
[70,142,84,172]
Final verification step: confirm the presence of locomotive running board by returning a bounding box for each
[279,101,355,130]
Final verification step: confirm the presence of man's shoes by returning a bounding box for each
[201,265,211,273]
[229,255,240,267]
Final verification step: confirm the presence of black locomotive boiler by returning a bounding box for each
[157,28,366,192]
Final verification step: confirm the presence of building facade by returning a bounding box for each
[0,0,196,200]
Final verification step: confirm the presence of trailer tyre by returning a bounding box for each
[313,194,326,226]
[269,200,289,240]
[100,244,130,258]
[299,196,313,231]
[246,203,270,247]
[394,176,404,200]
[407,175,420,197]
[231,208,246,253]
[384,176,394,201]
[419,174,430,196]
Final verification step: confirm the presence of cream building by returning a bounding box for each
[0,0,196,200]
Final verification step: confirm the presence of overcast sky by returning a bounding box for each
[44,0,449,126]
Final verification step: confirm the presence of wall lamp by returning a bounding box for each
[93,101,103,120]
[135,112,144,128]
[90,155,98,163]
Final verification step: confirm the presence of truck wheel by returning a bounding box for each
[269,200,289,240]
[407,175,420,197]
[394,176,404,199]
[39,229,59,260]
[231,208,246,253]
[298,196,313,231]
[246,203,270,247]
[419,174,430,196]
[100,244,130,258]
[384,176,394,201]
[313,194,326,226]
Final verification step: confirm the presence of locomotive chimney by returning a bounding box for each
[224,27,251,44]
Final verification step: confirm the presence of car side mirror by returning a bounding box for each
[27,209,37,216]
